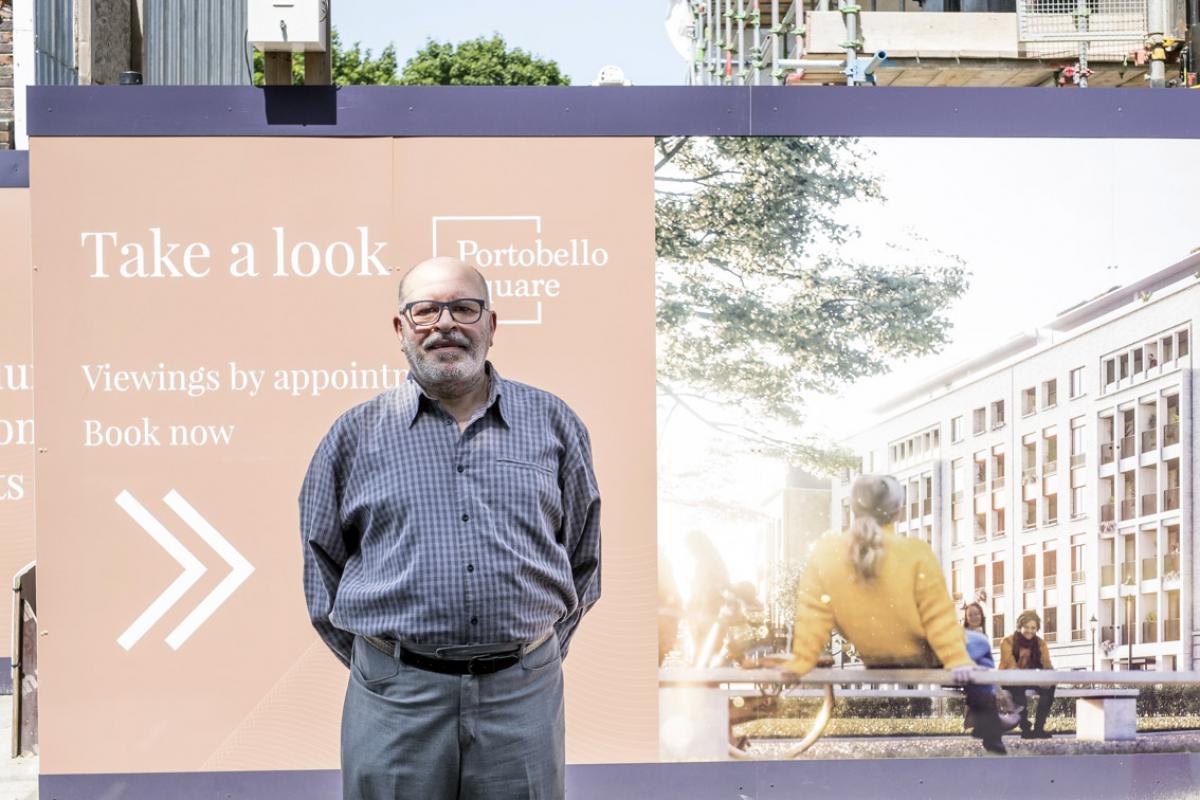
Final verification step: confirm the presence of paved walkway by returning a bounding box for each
[747,728,1200,759]
[0,696,36,800]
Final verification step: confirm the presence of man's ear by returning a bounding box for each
[393,316,405,337]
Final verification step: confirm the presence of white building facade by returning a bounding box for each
[834,258,1197,671]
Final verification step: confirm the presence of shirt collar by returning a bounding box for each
[403,362,508,429]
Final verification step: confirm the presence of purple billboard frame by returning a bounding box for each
[26,85,1200,798]
[25,85,1200,139]
[0,151,30,188]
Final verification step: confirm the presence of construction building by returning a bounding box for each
[831,257,1196,671]
[678,0,1195,87]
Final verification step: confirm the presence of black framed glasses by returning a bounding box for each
[402,298,488,327]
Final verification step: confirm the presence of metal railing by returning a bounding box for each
[1141,430,1157,451]
[1141,622,1158,643]
[1100,442,1115,464]
[1163,423,1180,446]
[992,583,1006,597]
[1119,435,1135,456]
[1120,499,1136,519]
[1071,629,1086,641]
[1045,574,1057,588]
[1163,487,1180,511]
[1141,493,1157,516]
[1023,577,1037,590]
[1101,503,1115,522]
[1043,460,1058,476]
[1163,554,1180,578]
[1071,453,1086,468]
[1141,557,1157,580]
[1101,565,1115,586]
[992,475,1006,491]
[1072,569,1086,585]
[1121,562,1136,584]
[1165,619,1181,640]
[1022,466,1038,483]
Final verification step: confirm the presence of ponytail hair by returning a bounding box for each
[848,474,904,581]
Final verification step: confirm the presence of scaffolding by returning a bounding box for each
[684,0,1187,87]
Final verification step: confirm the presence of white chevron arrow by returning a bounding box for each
[115,489,254,651]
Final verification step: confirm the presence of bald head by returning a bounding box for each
[397,257,489,308]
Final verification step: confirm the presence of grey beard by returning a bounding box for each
[402,337,486,395]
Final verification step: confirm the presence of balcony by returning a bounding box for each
[992,583,1005,598]
[1164,553,1180,579]
[922,498,932,517]
[1070,452,1086,468]
[1119,435,1135,457]
[909,502,919,521]
[1100,503,1115,522]
[1101,625,1115,644]
[1120,562,1136,585]
[1071,629,1086,642]
[974,527,987,543]
[1142,622,1158,643]
[1141,557,1157,581]
[974,481,987,497]
[1141,493,1157,516]
[1021,466,1037,485]
[1101,565,1115,586]
[1118,626,1133,646]
[1022,577,1036,591]
[1163,423,1180,447]
[1141,430,1157,452]
[1119,499,1136,520]
[1043,460,1058,477]
[1100,442,1115,464]
[1072,569,1086,585]
[1044,574,1057,588]
[1165,619,1181,641]
[1163,487,1180,512]
[1044,631,1057,643]
[992,475,1006,491]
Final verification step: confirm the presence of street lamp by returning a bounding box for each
[1089,614,1098,670]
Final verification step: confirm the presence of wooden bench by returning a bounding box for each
[660,668,1200,760]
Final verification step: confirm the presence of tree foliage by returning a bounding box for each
[398,35,569,86]
[253,29,400,86]
[655,137,968,469]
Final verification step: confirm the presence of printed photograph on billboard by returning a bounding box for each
[656,136,1199,761]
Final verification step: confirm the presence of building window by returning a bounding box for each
[951,560,963,602]
[1042,379,1057,409]
[1043,607,1058,643]
[1179,329,1190,357]
[1043,429,1058,475]
[1023,499,1037,529]
[1070,417,1086,467]
[1070,468,1086,519]
[1162,335,1174,363]
[1103,359,1115,387]
[1069,366,1085,398]
[992,557,1006,598]
[1118,354,1129,379]
[1133,347,1144,374]
[1071,602,1086,641]
[1043,546,1057,588]
[951,416,964,443]
[1071,536,1086,584]
[1022,387,1036,416]
[991,400,1005,429]
[972,407,986,436]
[1044,494,1058,525]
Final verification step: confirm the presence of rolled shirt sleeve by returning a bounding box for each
[784,554,834,676]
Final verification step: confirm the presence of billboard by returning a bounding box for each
[0,183,34,688]
[28,136,656,777]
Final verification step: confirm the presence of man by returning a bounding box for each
[1000,609,1056,739]
[300,257,602,800]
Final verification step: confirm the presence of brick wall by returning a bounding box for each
[0,0,13,149]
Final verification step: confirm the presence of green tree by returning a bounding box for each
[655,137,968,469]
[398,35,569,86]
[253,29,400,86]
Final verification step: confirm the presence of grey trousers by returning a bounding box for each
[341,632,565,800]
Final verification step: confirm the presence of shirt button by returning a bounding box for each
[466,564,475,572]
[470,617,478,625]
[462,513,470,522]
[457,465,465,473]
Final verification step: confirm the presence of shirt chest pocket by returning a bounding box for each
[490,458,563,532]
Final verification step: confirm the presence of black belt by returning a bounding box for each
[364,631,553,676]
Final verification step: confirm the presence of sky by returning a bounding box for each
[661,137,1200,597]
[333,1,690,86]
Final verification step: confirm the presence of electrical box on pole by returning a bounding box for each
[249,0,330,53]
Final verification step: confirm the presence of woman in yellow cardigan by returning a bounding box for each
[784,474,1007,755]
